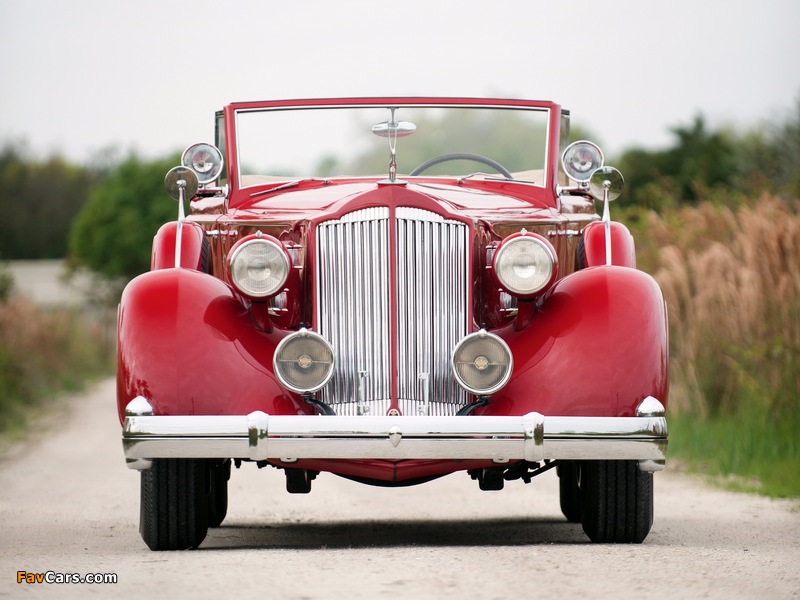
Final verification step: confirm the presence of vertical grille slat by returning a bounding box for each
[317,206,468,416]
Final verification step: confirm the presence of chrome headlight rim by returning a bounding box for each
[451,330,513,396]
[181,142,224,185]
[228,236,290,299]
[273,328,335,394]
[561,140,604,183]
[493,233,558,298]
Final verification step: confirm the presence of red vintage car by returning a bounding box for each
[118,97,668,550]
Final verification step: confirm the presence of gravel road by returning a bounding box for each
[0,378,798,599]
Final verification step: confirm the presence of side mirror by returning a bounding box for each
[164,167,199,269]
[164,166,199,201]
[588,166,624,267]
[588,166,624,202]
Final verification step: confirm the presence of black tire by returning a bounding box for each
[575,235,587,271]
[200,236,212,274]
[140,458,210,551]
[208,459,231,528]
[557,461,582,523]
[580,460,653,544]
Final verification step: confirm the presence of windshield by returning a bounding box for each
[235,104,551,188]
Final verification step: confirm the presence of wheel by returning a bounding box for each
[139,458,210,550]
[409,153,514,178]
[580,460,653,543]
[557,461,582,523]
[208,459,231,528]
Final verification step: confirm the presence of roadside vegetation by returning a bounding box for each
[626,196,800,497]
[0,100,798,496]
[617,100,800,497]
[0,267,112,437]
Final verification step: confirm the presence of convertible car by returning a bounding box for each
[117,97,668,550]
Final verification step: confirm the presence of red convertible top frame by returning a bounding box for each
[221,97,565,206]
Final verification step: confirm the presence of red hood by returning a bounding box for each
[231,180,561,225]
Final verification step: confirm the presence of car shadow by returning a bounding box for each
[200,516,588,550]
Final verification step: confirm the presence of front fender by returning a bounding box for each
[116,268,306,424]
[488,266,668,417]
[151,221,206,270]
[582,221,636,267]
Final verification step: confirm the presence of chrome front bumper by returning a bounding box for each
[122,396,668,472]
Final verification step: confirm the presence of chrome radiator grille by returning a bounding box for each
[316,207,469,415]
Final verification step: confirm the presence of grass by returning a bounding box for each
[669,401,800,498]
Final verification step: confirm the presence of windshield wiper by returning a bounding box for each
[457,172,512,182]
[250,178,328,198]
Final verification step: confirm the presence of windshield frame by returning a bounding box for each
[222,97,564,197]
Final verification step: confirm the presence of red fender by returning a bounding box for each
[582,221,636,268]
[151,221,206,270]
[116,268,308,424]
[487,266,668,418]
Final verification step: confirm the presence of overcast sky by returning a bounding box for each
[2,0,798,164]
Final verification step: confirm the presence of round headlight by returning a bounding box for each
[274,329,335,394]
[229,237,290,298]
[493,233,557,297]
[561,140,604,183]
[451,330,512,395]
[182,143,224,185]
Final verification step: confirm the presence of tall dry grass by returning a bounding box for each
[643,195,799,417]
[628,194,800,496]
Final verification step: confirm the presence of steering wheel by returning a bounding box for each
[409,153,514,179]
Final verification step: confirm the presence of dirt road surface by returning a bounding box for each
[1,379,798,599]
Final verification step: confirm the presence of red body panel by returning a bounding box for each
[582,221,637,268]
[117,260,667,480]
[488,266,668,418]
[116,268,310,424]
[151,221,206,270]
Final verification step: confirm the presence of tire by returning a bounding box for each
[557,461,582,523]
[200,236,212,274]
[140,458,210,551]
[208,459,231,528]
[576,235,587,270]
[580,460,653,543]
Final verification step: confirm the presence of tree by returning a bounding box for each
[0,143,97,259]
[617,115,737,207]
[737,97,800,198]
[69,153,180,281]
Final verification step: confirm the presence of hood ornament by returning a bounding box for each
[372,108,416,184]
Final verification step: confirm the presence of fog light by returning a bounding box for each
[451,330,512,395]
[274,329,335,393]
